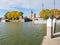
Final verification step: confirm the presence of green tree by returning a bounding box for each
[39,9,49,19]
[39,9,60,19]
[4,12,9,19]
[4,11,23,20]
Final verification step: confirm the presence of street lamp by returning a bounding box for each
[54,0,55,16]
[51,0,56,38]
[54,0,56,33]
[42,0,44,10]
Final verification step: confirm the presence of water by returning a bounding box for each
[56,23,60,33]
[0,22,46,45]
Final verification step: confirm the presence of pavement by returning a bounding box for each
[41,32,60,45]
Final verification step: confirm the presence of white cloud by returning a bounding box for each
[19,0,42,9]
[0,0,60,10]
[0,0,42,10]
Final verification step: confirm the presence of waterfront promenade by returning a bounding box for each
[42,32,60,45]
[41,19,60,45]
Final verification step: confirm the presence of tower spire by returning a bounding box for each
[31,10,33,14]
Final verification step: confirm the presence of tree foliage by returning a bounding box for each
[39,9,60,19]
[4,11,23,20]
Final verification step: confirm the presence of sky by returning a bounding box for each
[0,0,60,17]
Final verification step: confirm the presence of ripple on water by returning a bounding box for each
[0,22,46,45]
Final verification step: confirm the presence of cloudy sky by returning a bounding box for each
[0,0,60,17]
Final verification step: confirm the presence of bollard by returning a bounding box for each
[53,18,56,33]
[47,18,53,38]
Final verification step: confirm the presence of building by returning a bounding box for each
[29,10,36,21]
[19,16,24,22]
[1,17,5,22]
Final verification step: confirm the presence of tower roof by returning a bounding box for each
[31,10,33,14]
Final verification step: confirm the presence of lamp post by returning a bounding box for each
[42,0,44,10]
[53,0,56,33]
[54,0,55,15]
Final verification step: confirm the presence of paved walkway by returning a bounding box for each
[42,32,60,45]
